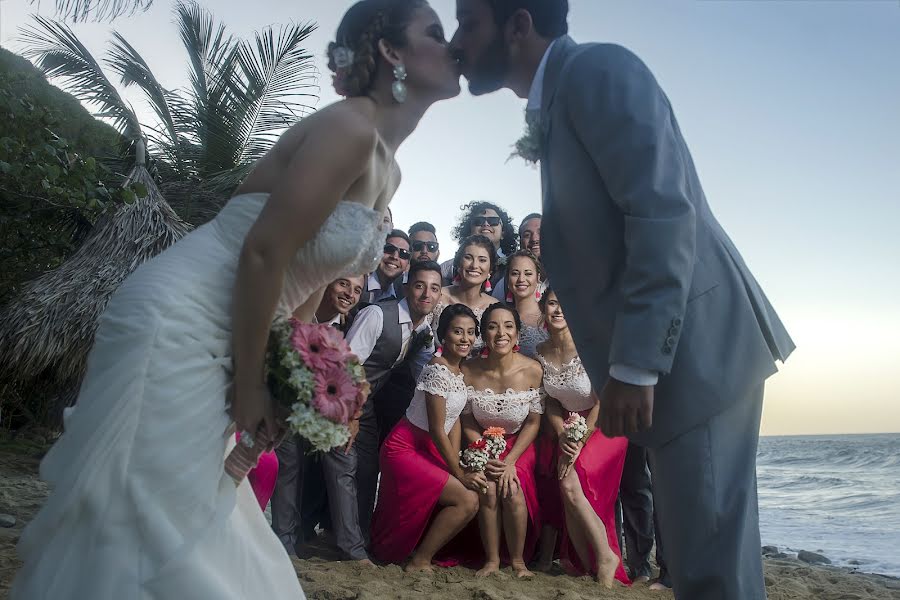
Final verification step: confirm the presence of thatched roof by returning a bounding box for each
[0,152,191,390]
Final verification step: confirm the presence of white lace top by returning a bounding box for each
[537,353,596,413]
[466,387,544,435]
[517,324,549,359]
[405,363,469,435]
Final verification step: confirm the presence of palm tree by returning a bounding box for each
[32,0,153,24]
[20,1,319,223]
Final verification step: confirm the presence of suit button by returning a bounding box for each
[668,326,678,336]
[662,346,672,355]
[665,336,676,346]
[672,317,682,327]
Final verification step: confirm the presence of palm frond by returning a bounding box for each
[28,0,154,23]
[234,21,319,164]
[18,15,142,142]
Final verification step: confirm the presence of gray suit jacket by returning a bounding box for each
[537,37,795,447]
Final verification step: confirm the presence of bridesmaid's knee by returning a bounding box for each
[463,489,480,518]
[501,487,526,511]
[480,483,498,509]
[559,473,581,505]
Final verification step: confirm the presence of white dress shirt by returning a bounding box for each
[344,298,432,370]
[528,38,658,387]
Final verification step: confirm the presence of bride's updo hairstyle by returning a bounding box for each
[328,0,427,97]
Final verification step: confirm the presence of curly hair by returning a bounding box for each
[450,201,517,256]
[435,303,480,344]
[327,0,426,97]
[452,234,498,288]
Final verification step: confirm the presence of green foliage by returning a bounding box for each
[0,70,140,302]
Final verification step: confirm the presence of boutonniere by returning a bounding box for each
[410,328,434,355]
[509,110,542,165]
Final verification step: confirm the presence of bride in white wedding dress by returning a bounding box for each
[11,2,460,598]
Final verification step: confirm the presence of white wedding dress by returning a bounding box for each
[11,193,384,600]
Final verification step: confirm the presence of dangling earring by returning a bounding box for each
[392,63,407,103]
[535,289,542,300]
[513,344,521,353]
[453,273,461,284]
[479,347,490,358]
[434,345,443,357]
[484,280,492,293]
[505,291,513,303]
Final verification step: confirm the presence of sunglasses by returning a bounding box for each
[411,241,439,253]
[471,216,502,228]
[383,243,411,260]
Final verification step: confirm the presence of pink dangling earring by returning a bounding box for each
[479,347,490,358]
[484,280,492,293]
[453,273,461,284]
[505,291,513,303]
[434,345,443,357]
[542,321,548,330]
[535,289,542,300]
[513,344,521,353]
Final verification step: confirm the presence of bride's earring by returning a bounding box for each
[392,63,407,103]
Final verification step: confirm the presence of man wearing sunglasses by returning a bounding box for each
[407,221,441,264]
[363,230,410,305]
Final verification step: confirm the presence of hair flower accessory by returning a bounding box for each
[332,45,355,69]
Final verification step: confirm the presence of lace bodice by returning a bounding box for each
[405,363,469,435]
[465,386,544,435]
[537,353,596,413]
[429,303,487,356]
[212,194,383,315]
[517,324,549,359]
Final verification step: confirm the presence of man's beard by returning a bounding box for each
[466,33,509,96]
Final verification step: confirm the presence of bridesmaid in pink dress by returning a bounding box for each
[535,288,630,587]
[461,304,544,578]
[370,304,486,570]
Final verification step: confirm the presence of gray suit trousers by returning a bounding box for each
[321,443,368,560]
[648,385,766,600]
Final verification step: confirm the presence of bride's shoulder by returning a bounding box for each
[296,101,379,153]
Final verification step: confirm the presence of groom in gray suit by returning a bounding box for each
[452,2,795,598]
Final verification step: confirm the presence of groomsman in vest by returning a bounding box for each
[362,229,410,304]
[271,275,365,557]
[321,261,442,560]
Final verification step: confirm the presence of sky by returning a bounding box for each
[2,0,899,435]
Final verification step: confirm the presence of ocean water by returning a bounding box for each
[757,433,900,577]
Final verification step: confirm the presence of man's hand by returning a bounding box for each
[344,417,361,454]
[597,378,654,437]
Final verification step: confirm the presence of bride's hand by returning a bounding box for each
[232,382,278,451]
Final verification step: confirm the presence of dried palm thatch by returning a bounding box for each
[0,148,191,424]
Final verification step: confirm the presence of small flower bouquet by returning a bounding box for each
[460,438,490,472]
[563,413,588,445]
[483,426,507,459]
[225,317,369,484]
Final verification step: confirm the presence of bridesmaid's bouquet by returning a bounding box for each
[563,413,588,444]
[483,426,507,459]
[459,438,490,472]
[225,317,370,483]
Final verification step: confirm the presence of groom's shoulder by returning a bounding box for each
[563,42,649,80]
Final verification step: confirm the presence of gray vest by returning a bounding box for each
[360,300,404,404]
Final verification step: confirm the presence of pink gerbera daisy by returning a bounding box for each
[312,366,358,424]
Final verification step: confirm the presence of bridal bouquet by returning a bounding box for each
[225,317,369,483]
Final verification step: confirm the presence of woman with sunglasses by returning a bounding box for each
[431,235,499,356]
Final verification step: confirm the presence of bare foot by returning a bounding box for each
[404,557,435,574]
[649,581,671,591]
[511,560,534,579]
[356,558,376,568]
[595,552,620,588]
[476,561,501,577]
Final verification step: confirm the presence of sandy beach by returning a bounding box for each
[2,431,899,600]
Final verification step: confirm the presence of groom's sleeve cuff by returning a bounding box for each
[610,363,659,387]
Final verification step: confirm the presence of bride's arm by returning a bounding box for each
[230,113,377,445]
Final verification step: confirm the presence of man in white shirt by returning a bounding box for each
[272,275,365,557]
[321,261,442,561]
